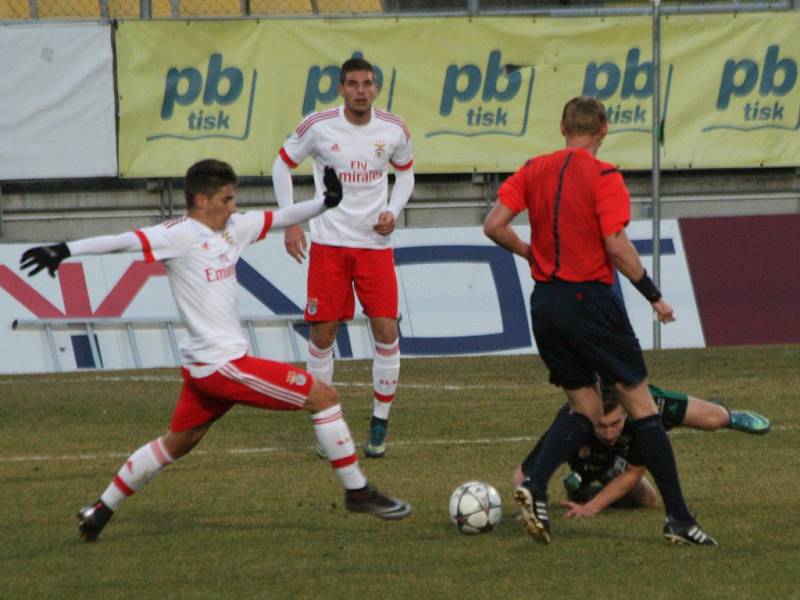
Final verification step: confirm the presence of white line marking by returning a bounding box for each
[0,427,790,464]
[0,375,532,391]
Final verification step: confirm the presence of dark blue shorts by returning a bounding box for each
[530,279,647,389]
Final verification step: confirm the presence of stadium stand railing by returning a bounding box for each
[3,1,793,20]
[12,314,373,370]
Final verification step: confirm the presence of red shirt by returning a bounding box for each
[498,147,630,285]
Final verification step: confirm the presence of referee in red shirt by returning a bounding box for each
[484,97,716,546]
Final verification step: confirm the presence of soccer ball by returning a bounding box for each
[448,481,502,535]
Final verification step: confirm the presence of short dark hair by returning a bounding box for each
[561,96,608,136]
[184,159,237,209]
[340,57,374,84]
[600,384,622,415]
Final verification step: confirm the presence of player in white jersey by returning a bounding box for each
[20,159,411,542]
[272,57,415,459]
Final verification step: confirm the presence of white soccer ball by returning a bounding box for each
[448,481,502,535]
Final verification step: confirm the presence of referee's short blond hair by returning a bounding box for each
[561,96,608,136]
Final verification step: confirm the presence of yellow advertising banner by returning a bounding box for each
[116,13,800,176]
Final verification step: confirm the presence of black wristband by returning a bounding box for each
[633,270,662,303]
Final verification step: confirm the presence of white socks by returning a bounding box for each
[311,404,367,490]
[372,340,400,420]
[307,341,334,385]
[100,437,174,511]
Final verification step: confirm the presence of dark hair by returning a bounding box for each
[600,383,622,415]
[184,159,237,209]
[561,96,608,136]
[340,57,374,84]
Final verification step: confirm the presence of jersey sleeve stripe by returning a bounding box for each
[390,159,413,171]
[375,110,411,139]
[295,108,339,137]
[279,147,298,168]
[258,211,274,241]
[133,229,155,263]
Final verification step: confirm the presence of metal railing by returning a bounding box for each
[11,314,373,371]
[0,0,793,20]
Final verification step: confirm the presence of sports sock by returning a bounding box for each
[372,339,400,420]
[307,341,334,386]
[631,414,693,522]
[528,412,593,497]
[99,437,174,511]
[311,404,367,490]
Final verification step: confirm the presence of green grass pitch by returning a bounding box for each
[1,345,798,599]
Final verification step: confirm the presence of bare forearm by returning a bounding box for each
[604,229,645,282]
[486,226,529,260]
[583,467,644,515]
[484,202,530,260]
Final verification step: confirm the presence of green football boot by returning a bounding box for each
[728,410,771,435]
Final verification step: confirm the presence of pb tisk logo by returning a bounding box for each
[426,50,535,138]
[148,53,257,141]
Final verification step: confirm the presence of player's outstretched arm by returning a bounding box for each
[271,166,343,231]
[20,232,142,278]
[560,464,645,518]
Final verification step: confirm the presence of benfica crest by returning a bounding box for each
[307,297,318,316]
[286,371,308,387]
[374,140,386,158]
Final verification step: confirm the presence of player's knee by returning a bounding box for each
[310,322,339,350]
[708,405,730,429]
[305,380,339,413]
[162,428,206,459]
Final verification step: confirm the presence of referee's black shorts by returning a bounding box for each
[530,279,647,389]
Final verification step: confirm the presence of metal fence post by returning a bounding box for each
[140,0,151,18]
[651,0,662,350]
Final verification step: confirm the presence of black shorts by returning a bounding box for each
[530,279,647,389]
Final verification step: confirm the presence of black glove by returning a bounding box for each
[323,165,343,208]
[20,242,71,277]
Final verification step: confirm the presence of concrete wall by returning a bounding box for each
[2,168,799,242]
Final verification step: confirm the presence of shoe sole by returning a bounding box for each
[664,533,693,546]
[663,531,718,546]
[348,503,412,520]
[663,534,717,546]
[514,488,551,544]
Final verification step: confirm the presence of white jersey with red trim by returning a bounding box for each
[135,211,272,377]
[279,105,413,249]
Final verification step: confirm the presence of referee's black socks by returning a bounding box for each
[631,414,693,523]
[527,412,593,497]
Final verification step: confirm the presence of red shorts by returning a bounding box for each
[304,243,398,322]
[170,355,314,433]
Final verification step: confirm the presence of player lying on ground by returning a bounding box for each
[19,159,411,542]
[511,384,771,518]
